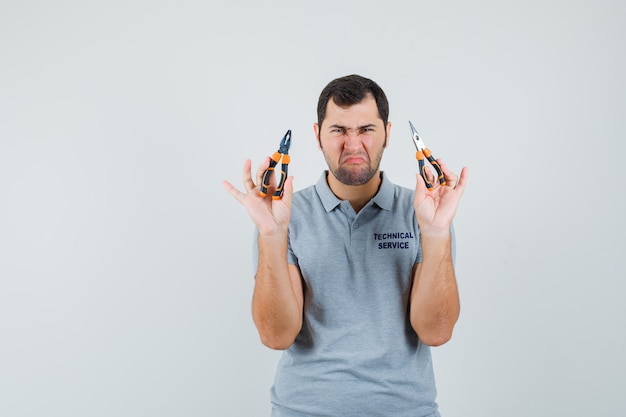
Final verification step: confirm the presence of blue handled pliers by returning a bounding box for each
[260,129,292,199]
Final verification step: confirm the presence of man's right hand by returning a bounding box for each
[222,158,294,237]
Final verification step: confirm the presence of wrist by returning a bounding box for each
[257,227,289,244]
[419,229,452,260]
[419,227,451,240]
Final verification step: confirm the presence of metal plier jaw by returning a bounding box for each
[260,129,292,199]
[409,121,446,190]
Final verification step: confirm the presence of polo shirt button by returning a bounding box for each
[353,223,359,229]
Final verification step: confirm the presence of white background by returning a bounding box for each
[1,1,625,416]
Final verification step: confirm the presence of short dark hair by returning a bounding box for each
[316,74,389,128]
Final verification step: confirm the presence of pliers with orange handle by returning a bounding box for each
[409,121,446,190]
[260,129,292,199]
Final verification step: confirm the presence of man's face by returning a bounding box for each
[314,96,391,186]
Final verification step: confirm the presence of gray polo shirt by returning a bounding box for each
[257,171,454,417]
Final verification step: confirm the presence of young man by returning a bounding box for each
[223,74,468,417]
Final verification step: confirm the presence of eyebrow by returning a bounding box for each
[327,124,377,130]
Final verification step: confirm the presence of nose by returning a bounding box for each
[343,129,362,149]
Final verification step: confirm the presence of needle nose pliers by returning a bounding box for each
[409,121,446,190]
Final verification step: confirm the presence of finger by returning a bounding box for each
[222,180,246,204]
[242,159,255,192]
[437,159,458,188]
[414,172,428,206]
[280,175,295,206]
[256,157,272,188]
[454,166,469,194]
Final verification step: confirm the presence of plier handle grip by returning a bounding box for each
[260,129,292,199]
[409,121,446,190]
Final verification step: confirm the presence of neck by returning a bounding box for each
[326,171,382,213]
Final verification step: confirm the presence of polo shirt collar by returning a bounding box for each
[314,171,395,212]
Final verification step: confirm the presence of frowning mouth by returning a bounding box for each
[341,154,368,164]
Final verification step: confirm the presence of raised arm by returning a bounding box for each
[222,159,304,350]
[409,161,468,346]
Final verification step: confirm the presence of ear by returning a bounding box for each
[384,121,392,148]
[314,123,322,150]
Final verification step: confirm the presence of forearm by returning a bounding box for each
[252,233,303,350]
[409,231,460,346]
